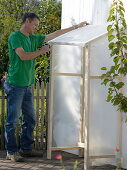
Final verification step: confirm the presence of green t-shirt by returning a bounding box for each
[7,30,46,86]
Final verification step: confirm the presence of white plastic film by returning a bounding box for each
[48,25,127,167]
[89,79,118,165]
[89,35,113,76]
[52,76,81,154]
[49,25,107,46]
[52,45,81,74]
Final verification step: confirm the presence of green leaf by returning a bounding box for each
[107,95,113,102]
[107,15,116,22]
[122,59,127,64]
[101,79,110,85]
[101,73,106,79]
[119,6,125,12]
[108,35,115,41]
[108,42,115,49]
[115,82,124,90]
[107,25,112,31]
[113,57,120,65]
[109,81,116,87]
[111,48,119,56]
[119,1,123,6]
[101,67,107,70]
[108,29,114,36]
[119,10,124,17]
[113,99,121,106]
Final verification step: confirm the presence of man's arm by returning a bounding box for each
[45,21,88,42]
[15,44,50,61]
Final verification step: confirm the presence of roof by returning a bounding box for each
[48,25,108,47]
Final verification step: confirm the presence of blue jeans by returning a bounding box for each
[4,81,36,154]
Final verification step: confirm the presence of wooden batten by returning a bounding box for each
[79,46,85,157]
[47,46,54,159]
[51,146,83,151]
[40,82,45,149]
[54,73,82,77]
[84,45,90,170]
[89,155,115,159]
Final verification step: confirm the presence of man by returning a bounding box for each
[4,12,88,162]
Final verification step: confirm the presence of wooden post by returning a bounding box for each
[79,46,85,157]
[118,75,124,167]
[84,45,90,170]
[45,83,49,150]
[35,81,40,149]
[40,82,44,149]
[1,89,5,150]
[47,46,54,159]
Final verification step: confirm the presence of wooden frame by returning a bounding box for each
[47,44,85,159]
[47,34,122,169]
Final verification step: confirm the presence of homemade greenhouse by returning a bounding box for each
[47,25,127,169]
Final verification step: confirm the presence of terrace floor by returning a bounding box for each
[0,150,118,170]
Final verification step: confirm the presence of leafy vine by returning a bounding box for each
[101,0,127,114]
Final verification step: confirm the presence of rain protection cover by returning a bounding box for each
[49,25,126,167]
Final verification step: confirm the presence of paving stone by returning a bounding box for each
[1,150,124,170]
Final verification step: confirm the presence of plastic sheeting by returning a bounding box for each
[49,25,123,165]
[49,25,107,46]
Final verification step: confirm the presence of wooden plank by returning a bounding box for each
[35,82,40,149]
[0,96,7,99]
[84,45,90,170]
[54,73,82,77]
[1,90,5,149]
[118,74,124,164]
[45,83,49,150]
[51,146,83,151]
[40,82,44,149]
[79,46,85,157]
[89,76,121,79]
[47,46,54,159]
[89,155,115,159]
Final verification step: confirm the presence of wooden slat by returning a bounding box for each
[40,82,44,149]
[35,82,40,149]
[0,96,7,99]
[51,146,83,151]
[47,46,54,159]
[79,45,85,157]
[45,83,49,150]
[1,90,5,150]
[54,73,82,77]
[84,45,90,170]
[89,155,115,159]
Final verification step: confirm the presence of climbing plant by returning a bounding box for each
[101,0,127,114]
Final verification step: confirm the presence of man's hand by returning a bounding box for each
[15,44,50,61]
[74,21,89,29]
[45,21,89,42]
[40,44,50,54]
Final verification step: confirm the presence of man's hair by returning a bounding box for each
[22,12,40,23]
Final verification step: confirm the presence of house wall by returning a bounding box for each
[61,0,127,28]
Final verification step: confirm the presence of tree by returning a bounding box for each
[0,0,61,83]
[101,0,127,115]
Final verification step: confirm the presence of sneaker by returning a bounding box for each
[19,149,43,157]
[6,152,24,162]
